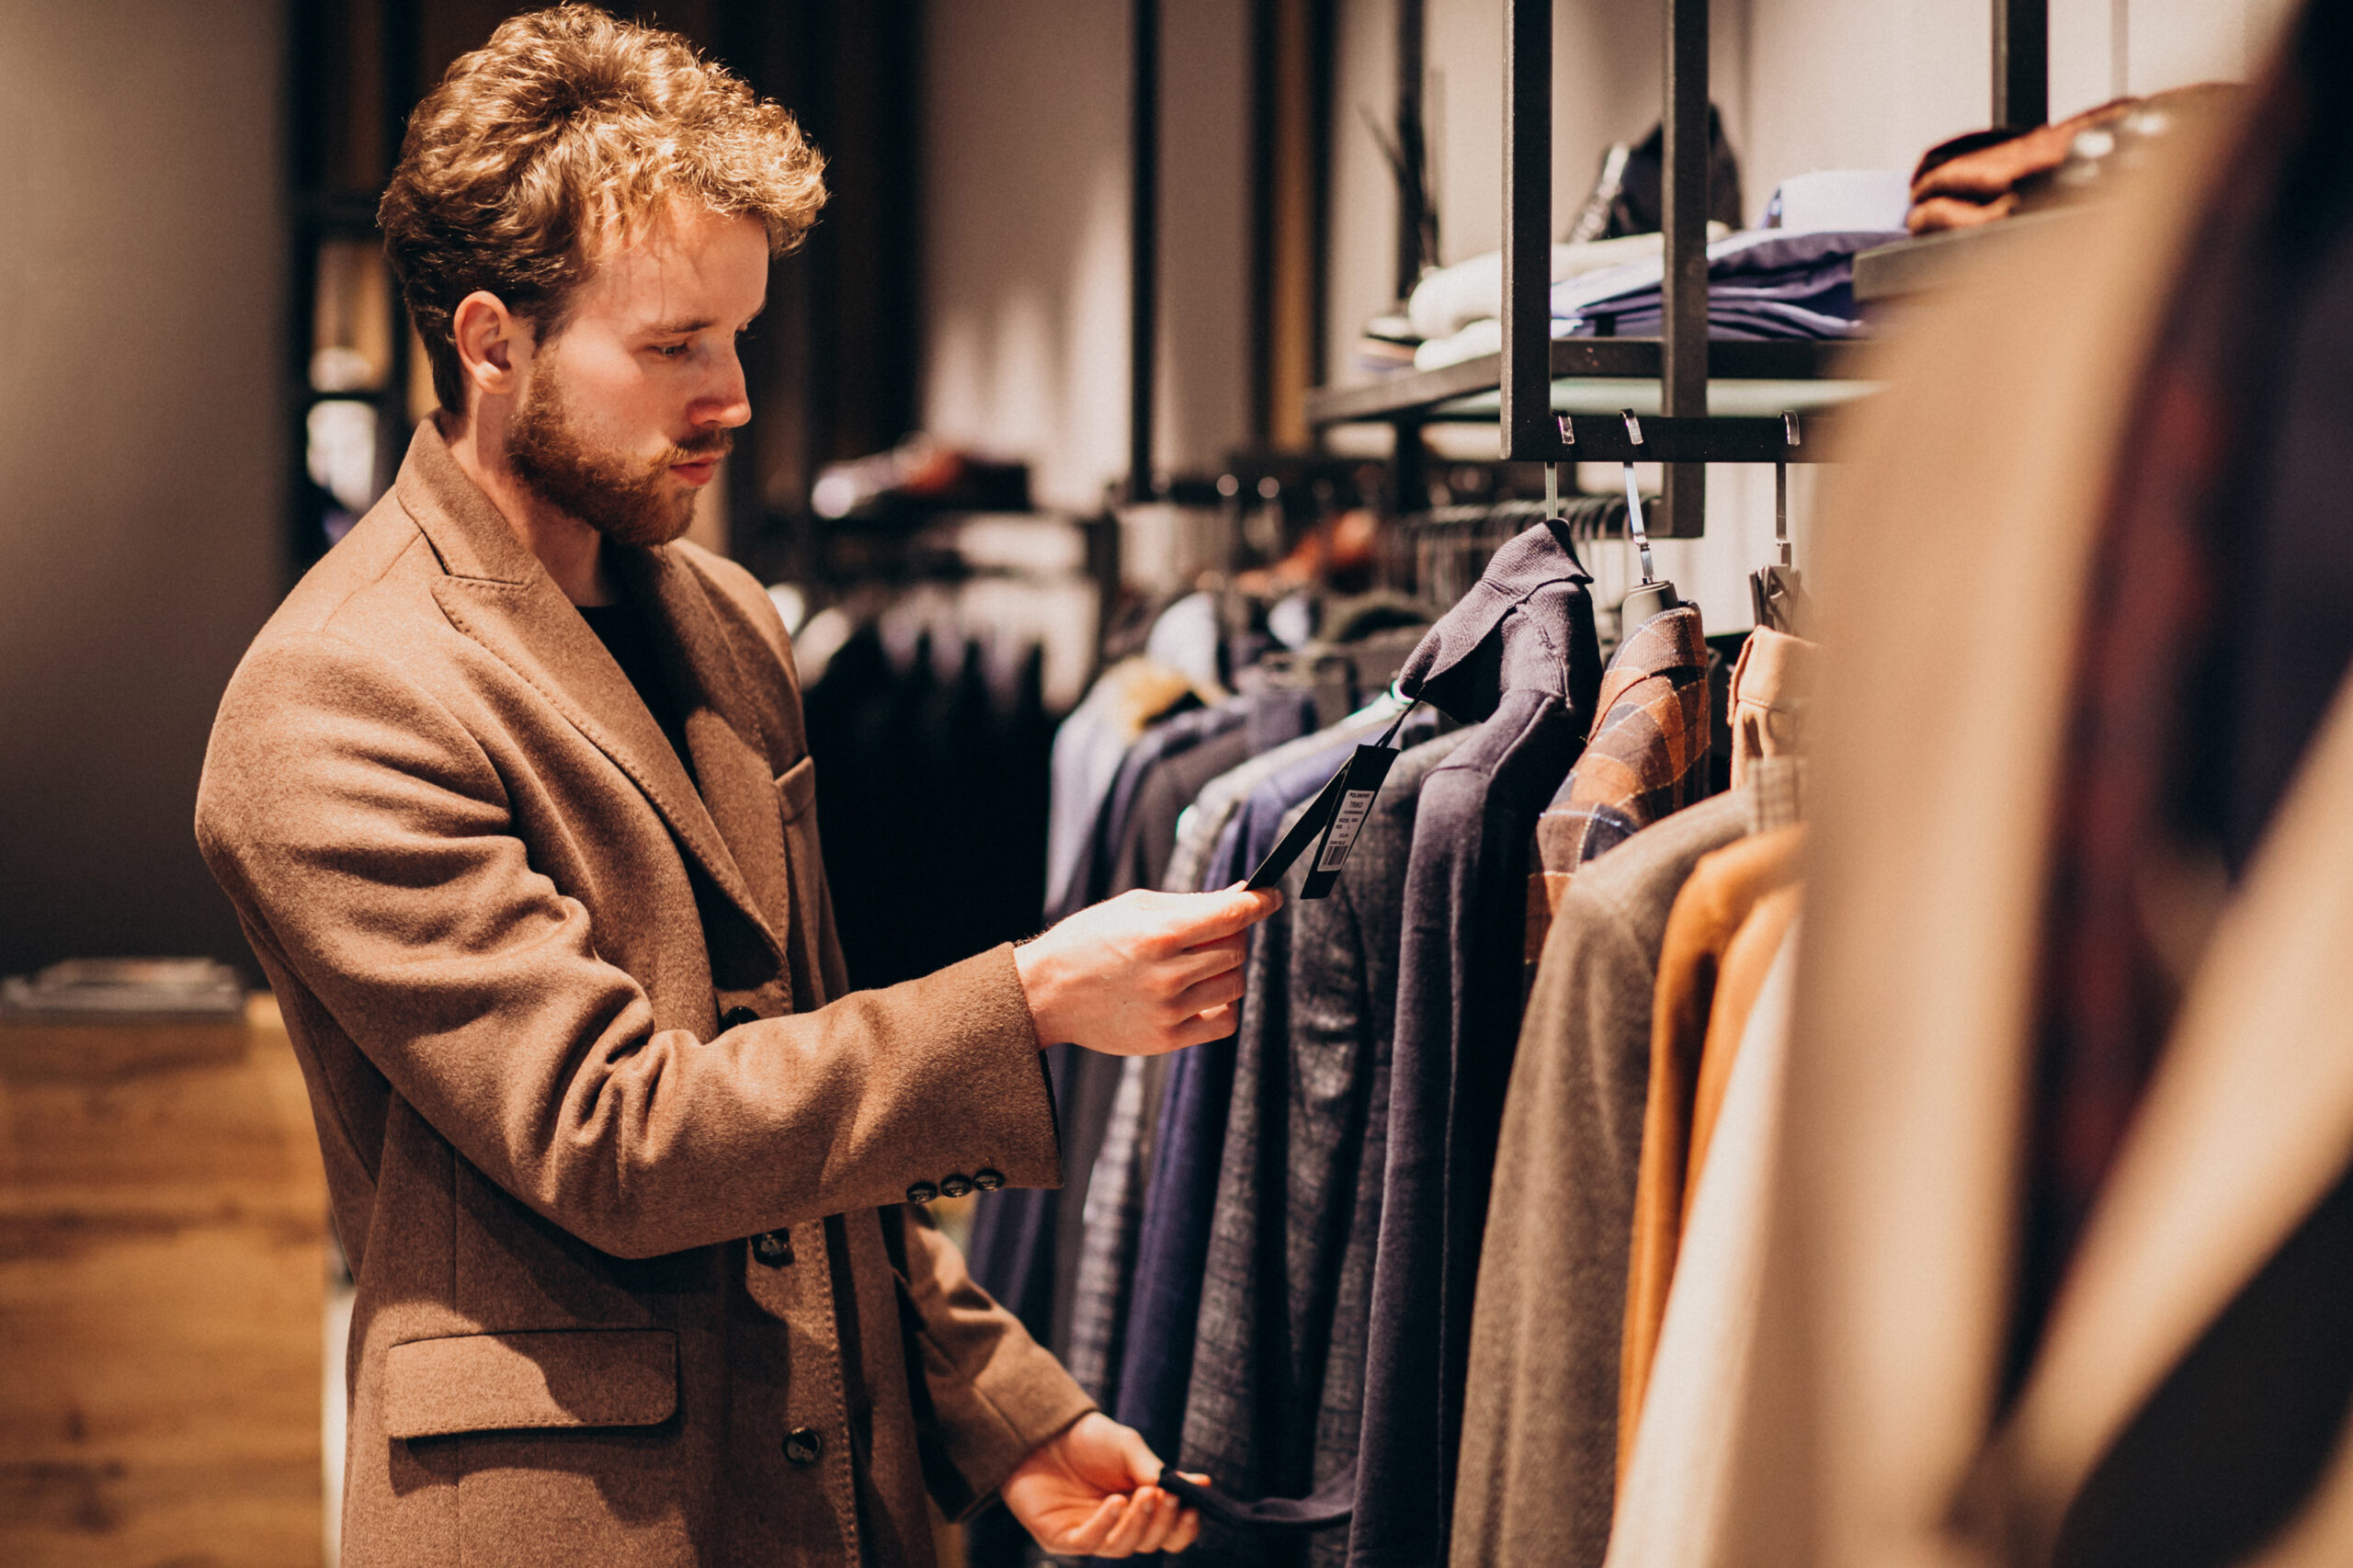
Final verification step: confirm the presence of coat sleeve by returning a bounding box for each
[195,629,1063,1260]
[885,1205,1097,1518]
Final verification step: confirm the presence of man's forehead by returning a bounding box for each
[575,206,768,325]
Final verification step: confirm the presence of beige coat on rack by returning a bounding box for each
[1713,92,2353,1568]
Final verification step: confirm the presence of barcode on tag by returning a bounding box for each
[1315,789,1380,872]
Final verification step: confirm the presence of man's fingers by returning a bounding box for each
[1170,967,1245,1020]
[1097,1491,1152,1557]
[1165,1505,1202,1553]
[1169,886,1282,946]
[1131,1489,1180,1554]
[1171,931,1248,983]
[1171,1003,1239,1048]
[1063,1494,1124,1555]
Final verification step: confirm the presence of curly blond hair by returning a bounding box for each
[379,5,826,415]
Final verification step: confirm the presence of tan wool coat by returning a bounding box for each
[195,422,1093,1567]
[1709,56,2353,1568]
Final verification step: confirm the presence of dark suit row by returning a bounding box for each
[957,513,1824,1568]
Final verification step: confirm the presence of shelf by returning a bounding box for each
[1306,337,1875,427]
[1852,208,2086,301]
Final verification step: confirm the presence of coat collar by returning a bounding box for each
[395,421,791,972]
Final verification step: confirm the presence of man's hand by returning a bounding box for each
[1002,1412,1203,1557]
[1015,885,1281,1055]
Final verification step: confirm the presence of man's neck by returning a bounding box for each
[439,409,615,607]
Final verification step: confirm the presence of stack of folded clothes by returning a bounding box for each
[1905,83,2240,233]
[1414,226,1902,369]
[1550,226,1905,340]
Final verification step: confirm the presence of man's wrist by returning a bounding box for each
[1012,935,1062,1050]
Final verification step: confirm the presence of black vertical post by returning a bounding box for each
[378,0,423,494]
[1395,0,1427,298]
[1392,0,1428,514]
[1499,0,1551,462]
[1994,0,2049,128]
[1306,0,1337,432]
[1660,0,1708,538]
[1129,0,1160,501]
[1246,0,1276,445]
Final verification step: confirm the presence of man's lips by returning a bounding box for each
[670,456,722,486]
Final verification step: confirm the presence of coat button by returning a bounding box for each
[905,1181,938,1205]
[938,1173,974,1199]
[752,1231,793,1267]
[720,1006,760,1030]
[972,1168,1006,1192]
[782,1426,824,1466]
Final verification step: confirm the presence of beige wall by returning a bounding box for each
[919,0,1251,510]
[0,0,286,978]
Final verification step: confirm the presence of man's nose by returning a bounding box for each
[699,347,752,429]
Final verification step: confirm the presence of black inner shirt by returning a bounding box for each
[579,596,699,787]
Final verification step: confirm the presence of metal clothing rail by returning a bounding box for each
[1313,0,2052,539]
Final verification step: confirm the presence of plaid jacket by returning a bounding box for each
[1527,604,1714,960]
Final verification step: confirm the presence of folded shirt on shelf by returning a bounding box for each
[1550,227,1904,339]
[1412,227,1904,368]
[1404,228,1730,343]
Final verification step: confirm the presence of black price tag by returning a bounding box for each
[1245,703,1415,899]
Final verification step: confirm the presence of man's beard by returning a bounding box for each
[506,361,732,550]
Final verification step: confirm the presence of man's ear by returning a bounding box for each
[451,290,531,404]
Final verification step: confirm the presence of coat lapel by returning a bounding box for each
[394,423,786,968]
[620,542,798,946]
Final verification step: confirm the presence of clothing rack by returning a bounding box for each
[1305,0,2052,537]
[1399,494,1629,609]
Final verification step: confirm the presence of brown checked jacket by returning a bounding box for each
[196,421,1092,1567]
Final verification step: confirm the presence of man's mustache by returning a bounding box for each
[660,430,735,465]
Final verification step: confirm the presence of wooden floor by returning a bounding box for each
[0,996,326,1566]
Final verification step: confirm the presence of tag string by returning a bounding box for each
[1373,697,1420,750]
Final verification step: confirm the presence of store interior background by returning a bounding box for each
[0,0,2294,990]
[0,0,2303,1561]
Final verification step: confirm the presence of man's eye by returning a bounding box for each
[655,342,691,358]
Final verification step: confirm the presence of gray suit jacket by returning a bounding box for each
[1179,729,1467,1568]
[1450,790,1750,1568]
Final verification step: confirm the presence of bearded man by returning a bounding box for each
[196,10,1274,1564]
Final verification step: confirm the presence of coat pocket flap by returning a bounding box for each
[776,755,818,821]
[383,1329,677,1439]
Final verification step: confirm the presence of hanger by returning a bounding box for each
[1748,411,1813,636]
[1610,410,1681,631]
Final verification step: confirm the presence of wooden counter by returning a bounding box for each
[0,994,326,1564]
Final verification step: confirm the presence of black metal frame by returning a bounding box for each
[1314,0,2051,539]
[1129,0,1161,502]
[1994,0,2050,130]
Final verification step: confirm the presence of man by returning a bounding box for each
[196,9,1275,1564]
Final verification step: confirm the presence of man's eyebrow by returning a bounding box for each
[642,305,764,335]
